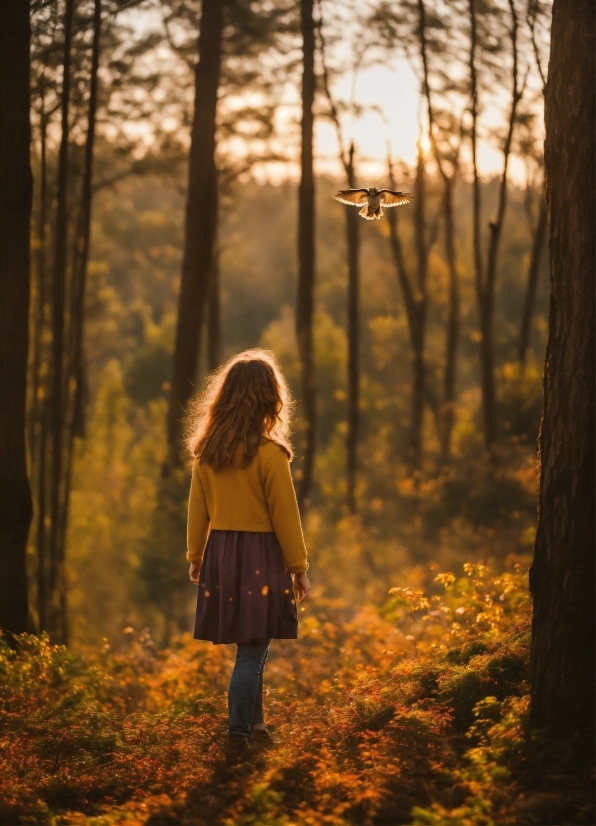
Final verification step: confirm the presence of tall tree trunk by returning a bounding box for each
[344,145,359,514]
[29,79,47,470]
[47,0,74,641]
[529,0,595,746]
[410,142,427,470]
[440,176,460,461]
[68,0,101,443]
[296,0,316,509]
[417,0,460,463]
[49,0,103,643]
[207,243,221,371]
[518,196,547,365]
[470,0,523,454]
[0,1,33,635]
[318,18,360,510]
[36,411,49,631]
[33,93,49,631]
[468,0,493,454]
[386,155,422,468]
[386,162,414,321]
[166,0,224,467]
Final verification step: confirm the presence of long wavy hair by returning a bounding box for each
[186,349,294,469]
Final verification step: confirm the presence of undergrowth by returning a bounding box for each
[1,561,593,825]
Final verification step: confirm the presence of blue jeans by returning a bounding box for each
[228,639,271,737]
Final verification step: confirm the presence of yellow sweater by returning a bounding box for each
[186,439,309,574]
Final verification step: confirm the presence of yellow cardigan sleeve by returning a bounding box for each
[187,460,210,565]
[263,448,309,574]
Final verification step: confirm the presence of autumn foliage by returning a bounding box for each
[1,561,592,825]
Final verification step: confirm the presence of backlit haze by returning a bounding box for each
[121,4,542,189]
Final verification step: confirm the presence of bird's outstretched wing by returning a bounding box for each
[333,189,369,206]
[379,190,414,207]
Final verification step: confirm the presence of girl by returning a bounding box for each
[186,349,311,757]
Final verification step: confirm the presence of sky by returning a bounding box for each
[122,4,545,189]
[259,51,540,187]
[314,60,532,185]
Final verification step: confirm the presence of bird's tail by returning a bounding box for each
[375,207,383,219]
[359,205,376,220]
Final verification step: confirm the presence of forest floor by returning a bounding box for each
[1,563,593,826]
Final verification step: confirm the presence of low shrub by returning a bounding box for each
[0,561,593,825]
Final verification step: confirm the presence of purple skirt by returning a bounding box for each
[194,530,298,645]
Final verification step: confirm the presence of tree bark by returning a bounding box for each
[49,0,103,643]
[470,0,523,454]
[529,0,595,746]
[0,0,33,634]
[318,19,360,510]
[29,77,47,471]
[36,411,48,631]
[484,0,522,449]
[32,81,49,630]
[296,0,316,509]
[518,196,547,365]
[417,0,460,463]
[344,146,360,514]
[166,0,224,467]
[468,0,492,453]
[47,0,74,640]
[386,155,422,468]
[386,162,415,326]
[386,149,427,471]
[468,0,495,454]
[207,243,221,372]
[440,176,459,461]
[410,142,427,470]
[68,0,101,443]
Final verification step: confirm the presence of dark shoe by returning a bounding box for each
[225,734,251,761]
[250,729,277,751]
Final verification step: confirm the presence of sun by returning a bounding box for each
[418,131,432,156]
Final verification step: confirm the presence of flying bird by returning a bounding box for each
[333,187,413,220]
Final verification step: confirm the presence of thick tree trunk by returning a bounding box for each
[296,0,316,509]
[518,196,547,365]
[344,147,359,514]
[47,0,74,640]
[529,0,595,746]
[166,0,224,467]
[0,1,33,634]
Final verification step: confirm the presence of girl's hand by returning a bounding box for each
[189,563,200,584]
[293,571,311,604]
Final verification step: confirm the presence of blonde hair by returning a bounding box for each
[185,348,294,468]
